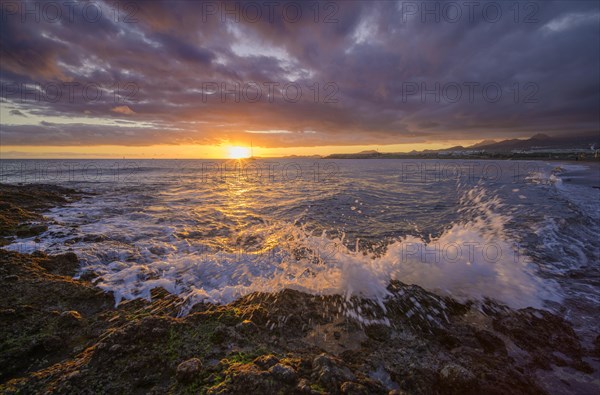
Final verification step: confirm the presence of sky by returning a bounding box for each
[0,0,599,158]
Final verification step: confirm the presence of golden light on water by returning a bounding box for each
[227,146,252,159]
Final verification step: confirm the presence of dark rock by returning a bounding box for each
[31,250,48,258]
[210,325,229,344]
[0,308,16,315]
[109,344,123,353]
[214,364,276,393]
[340,381,369,395]
[151,327,167,335]
[438,332,461,349]
[438,363,478,393]
[59,310,83,326]
[269,363,298,383]
[79,270,99,282]
[474,329,507,355]
[493,307,587,370]
[235,319,259,335]
[148,246,166,255]
[39,252,79,276]
[364,324,391,341]
[296,378,315,394]
[176,358,203,382]
[254,354,279,369]
[391,365,438,394]
[16,224,48,238]
[83,234,107,242]
[312,354,355,391]
[35,335,63,352]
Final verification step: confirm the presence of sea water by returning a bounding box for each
[2,159,599,336]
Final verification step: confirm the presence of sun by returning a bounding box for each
[227,146,251,159]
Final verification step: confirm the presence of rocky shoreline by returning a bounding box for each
[1,184,598,394]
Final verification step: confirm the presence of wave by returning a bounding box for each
[23,183,554,316]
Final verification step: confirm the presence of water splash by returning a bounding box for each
[18,183,556,316]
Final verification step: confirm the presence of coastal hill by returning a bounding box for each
[326,132,600,160]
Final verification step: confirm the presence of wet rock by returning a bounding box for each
[235,319,258,335]
[364,324,391,341]
[212,364,276,394]
[474,329,507,355]
[210,325,229,344]
[16,224,48,238]
[391,365,438,394]
[39,252,79,276]
[151,327,166,335]
[254,354,279,369]
[493,307,587,370]
[34,335,63,352]
[296,378,315,394]
[148,245,166,255]
[388,390,410,395]
[78,270,99,282]
[340,381,369,395]
[438,363,478,393]
[176,358,203,382]
[109,344,122,353]
[312,354,355,391]
[269,363,298,383]
[0,308,16,316]
[385,281,467,332]
[31,250,48,258]
[59,310,83,326]
[594,335,600,357]
[438,332,461,350]
[83,234,107,242]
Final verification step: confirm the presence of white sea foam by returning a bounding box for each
[4,184,559,316]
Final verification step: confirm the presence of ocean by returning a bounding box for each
[2,159,599,343]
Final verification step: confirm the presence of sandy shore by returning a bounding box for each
[0,184,598,394]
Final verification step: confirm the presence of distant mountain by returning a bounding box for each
[280,154,322,159]
[469,139,497,148]
[326,132,599,159]
[530,133,551,140]
[424,145,463,152]
[465,132,598,152]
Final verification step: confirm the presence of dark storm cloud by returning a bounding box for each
[0,0,598,147]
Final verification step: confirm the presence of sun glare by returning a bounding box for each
[227,146,251,159]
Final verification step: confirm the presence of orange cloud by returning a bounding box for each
[111,106,136,115]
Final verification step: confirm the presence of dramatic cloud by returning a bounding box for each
[1,0,598,148]
[111,105,136,115]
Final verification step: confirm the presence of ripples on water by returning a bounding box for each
[2,159,599,332]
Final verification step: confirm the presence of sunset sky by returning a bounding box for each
[1,0,599,158]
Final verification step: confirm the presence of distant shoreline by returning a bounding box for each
[324,152,600,162]
[1,155,598,161]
